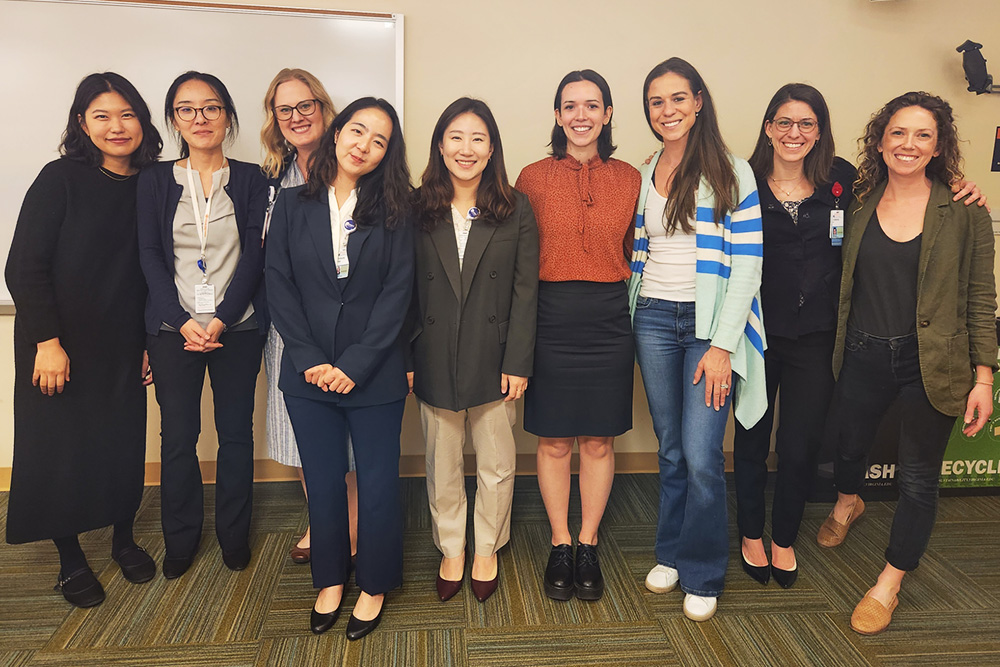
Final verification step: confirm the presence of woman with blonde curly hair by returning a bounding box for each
[818,91,995,635]
[259,69,357,567]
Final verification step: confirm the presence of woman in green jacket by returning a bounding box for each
[817,91,996,635]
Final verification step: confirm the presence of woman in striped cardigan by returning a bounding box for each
[628,58,766,622]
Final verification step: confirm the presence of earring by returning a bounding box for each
[767,138,772,147]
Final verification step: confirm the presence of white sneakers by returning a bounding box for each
[683,594,717,622]
[644,564,718,622]
[644,564,679,593]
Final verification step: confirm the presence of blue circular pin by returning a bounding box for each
[344,218,357,232]
[468,207,480,220]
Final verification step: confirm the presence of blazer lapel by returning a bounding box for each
[344,225,373,287]
[916,180,950,289]
[460,222,496,306]
[305,191,339,287]
[429,220,462,302]
[843,182,884,280]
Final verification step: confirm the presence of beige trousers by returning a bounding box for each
[419,398,517,558]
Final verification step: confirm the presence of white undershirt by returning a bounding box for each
[451,205,474,270]
[328,187,358,276]
[639,184,697,302]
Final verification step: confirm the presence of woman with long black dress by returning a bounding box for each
[5,72,161,607]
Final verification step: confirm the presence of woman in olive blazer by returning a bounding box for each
[411,98,539,604]
[818,92,995,636]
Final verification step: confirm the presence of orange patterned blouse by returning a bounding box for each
[515,155,640,283]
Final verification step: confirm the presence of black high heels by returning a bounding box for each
[771,564,798,589]
[741,551,771,585]
[310,598,344,634]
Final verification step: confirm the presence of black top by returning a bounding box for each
[5,158,147,543]
[849,212,921,337]
[756,156,857,339]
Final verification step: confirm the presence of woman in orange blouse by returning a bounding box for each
[515,69,640,602]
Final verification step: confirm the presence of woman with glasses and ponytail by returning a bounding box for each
[138,71,268,580]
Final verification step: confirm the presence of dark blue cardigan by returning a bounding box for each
[137,158,268,336]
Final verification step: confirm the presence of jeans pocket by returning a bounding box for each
[844,328,865,352]
[635,295,652,310]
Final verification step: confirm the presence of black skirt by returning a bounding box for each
[524,281,633,438]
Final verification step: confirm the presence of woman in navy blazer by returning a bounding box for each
[137,72,267,581]
[266,97,413,640]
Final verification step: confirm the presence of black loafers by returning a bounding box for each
[574,543,604,601]
[55,567,105,608]
[162,554,194,580]
[113,545,156,584]
[543,544,574,601]
[222,545,251,572]
[346,599,385,641]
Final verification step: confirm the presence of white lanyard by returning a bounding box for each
[186,163,216,284]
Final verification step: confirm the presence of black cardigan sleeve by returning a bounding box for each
[5,161,69,343]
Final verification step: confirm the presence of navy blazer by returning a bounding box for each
[265,185,414,407]
[137,158,268,336]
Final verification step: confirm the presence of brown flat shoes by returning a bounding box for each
[851,588,899,635]
[817,497,865,548]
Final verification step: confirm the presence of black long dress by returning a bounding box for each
[5,158,147,544]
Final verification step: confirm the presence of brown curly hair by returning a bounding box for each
[855,91,963,205]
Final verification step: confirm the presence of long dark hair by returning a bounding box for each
[855,91,962,205]
[550,69,617,161]
[61,72,162,168]
[164,71,239,159]
[643,58,736,234]
[305,97,411,229]
[416,98,515,231]
[748,83,836,186]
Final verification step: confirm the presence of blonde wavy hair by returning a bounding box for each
[260,68,337,178]
[855,91,963,206]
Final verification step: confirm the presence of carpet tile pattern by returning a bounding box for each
[1,476,999,666]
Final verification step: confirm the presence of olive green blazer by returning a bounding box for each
[833,178,997,416]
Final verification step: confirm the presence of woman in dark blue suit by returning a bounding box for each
[266,97,413,640]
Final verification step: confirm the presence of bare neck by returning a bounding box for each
[883,171,932,202]
[566,142,598,163]
[450,177,480,213]
[332,173,358,208]
[770,155,807,184]
[295,147,314,180]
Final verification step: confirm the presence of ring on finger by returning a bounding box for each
[720,383,730,390]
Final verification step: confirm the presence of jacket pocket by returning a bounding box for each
[499,320,509,345]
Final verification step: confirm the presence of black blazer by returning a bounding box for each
[757,156,857,339]
[266,185,414,407]
[137,158,268,335]
[411,191,539,411]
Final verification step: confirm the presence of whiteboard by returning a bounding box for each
[0,0,404,304]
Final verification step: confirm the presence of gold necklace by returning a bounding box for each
[99,166,132,182]
[769,175,803,199]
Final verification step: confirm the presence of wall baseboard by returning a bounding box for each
[1,452,762,491]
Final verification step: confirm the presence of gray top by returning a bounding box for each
[171,163,253,328]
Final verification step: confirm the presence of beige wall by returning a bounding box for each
[2,0,1000,475]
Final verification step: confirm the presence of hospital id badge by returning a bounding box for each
[194,283,216,314]
[829,209,844,247]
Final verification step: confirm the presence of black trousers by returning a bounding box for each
[284,395,405,594]
[147,329,264,557]
[733,330,836,548]
[833,327,955,571]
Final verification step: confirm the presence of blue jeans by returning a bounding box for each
[634,297,730,597]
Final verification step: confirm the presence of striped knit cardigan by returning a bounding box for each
[627,150,767,428]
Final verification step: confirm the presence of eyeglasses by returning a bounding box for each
[174,105,225,122]
[274,99,321,121]
[771,117,819,133]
